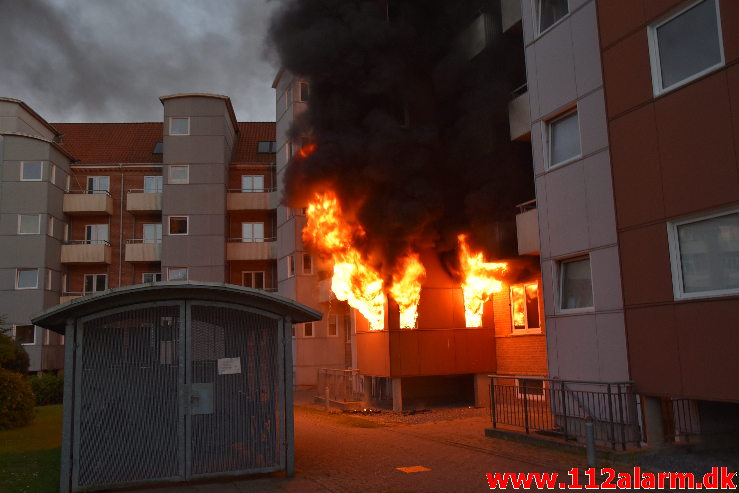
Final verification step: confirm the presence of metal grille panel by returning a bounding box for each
[190,305,280,475]
[78,306,181,487]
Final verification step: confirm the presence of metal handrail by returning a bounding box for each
[126,238,162,244]
[515,199,537,213]
[66,189,112,196]
[227,187,277,193]
[511,82,528,97]
[228,237,276,243]
[64,240,111,246]
[127,188,162,194]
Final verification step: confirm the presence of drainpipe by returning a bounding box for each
[118,164,124,288]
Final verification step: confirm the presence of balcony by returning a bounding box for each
[501,0,522,32]
[125,240,162,263]
[515,200,539,256]
[226,238,277,261]
[508,86,531,142]
[63,190,114,215]
[226,188,280,211]
[126,190,162,214]
[60,293,82,304]
[61,240,112,264]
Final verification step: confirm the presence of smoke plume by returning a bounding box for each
[269,0,533,278]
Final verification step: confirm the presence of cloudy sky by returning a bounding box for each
[0,0,280,123]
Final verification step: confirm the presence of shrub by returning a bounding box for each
[0,327,30,374]
[0,368,35,430]
[29,372,64,406]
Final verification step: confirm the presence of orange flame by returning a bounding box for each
[457,234,507,327]
[389,253,426,329]
[510,285,526,329]
[298,142,317,158]
[304,191,386,330]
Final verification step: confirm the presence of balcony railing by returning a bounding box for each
[226,188,280,211]
[124,238,162,262]
[126,189,162,213]
[63,190,114,215]
[515,199,539,255]
[226,237,277,260]
[488,376,642,451]
[61,240,112,264]
[317,369,365,404]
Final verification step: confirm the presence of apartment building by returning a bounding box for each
[517,0,739,445]
[0,94,278,372]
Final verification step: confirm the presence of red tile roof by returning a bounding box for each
[52,122,276,165]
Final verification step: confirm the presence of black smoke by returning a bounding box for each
[269,0,533,276]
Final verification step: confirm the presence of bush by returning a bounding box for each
[0,327,30,374]
[0,368,35,430]
[29,372,64,406]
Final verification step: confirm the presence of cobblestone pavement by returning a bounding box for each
[133,405,596,493]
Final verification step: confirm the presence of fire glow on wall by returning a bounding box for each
[303,190,508,329]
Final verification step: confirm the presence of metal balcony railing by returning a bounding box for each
[317,369,365,403]
[226,187,277,193]
[227,237,277,243]
[64,240,111,246]
[126,238,162,244]
[67,189,112,196]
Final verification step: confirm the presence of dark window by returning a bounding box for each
[152,141,163,154]
[257,141,276,153]
[299,82,310,102]
[169,217,188,235]
[518,379,545,397]
[15,325,35,344]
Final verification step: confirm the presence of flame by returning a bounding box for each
[458,234,507,327]
[298,142,317,158]
[510,285,526,329]
[304,191,386,330]
[389,253,426,329]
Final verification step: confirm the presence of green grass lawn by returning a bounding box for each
[0,405,63,493]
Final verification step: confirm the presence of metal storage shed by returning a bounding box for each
[32,281,321,493]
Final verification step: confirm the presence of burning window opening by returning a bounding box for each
[510,283,540,332]
[457,234,508,328]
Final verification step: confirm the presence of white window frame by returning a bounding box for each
[169,117,190,136]
[556,255,594,314]
[516,378,547,401]
[142,272,162,283]
[241,222,265,243]
[144,175,163,193]
[168,165,189,184]
[46,269,53,291]
[647,0,724,96]
[327,314,339,337]
[20,161,43,181]
[16,268,39,290]
[545,108,581,169]
[287,255,295,278]
[168,267,188,281]
[509,282,542,334]
[667,208,739,300]
[303,322,314,338]
[242,271,266,290]
[50,164,56,184]
[169,216,189,236]
[83,273,107,294]
[85,224,109,245]
[302,253,313,275]
[14,325,36,345]
[18,214,41,235]
[47,215,54,237]
[533,0,569,37]
[241,174,265,192]
[143,223,163,244]
[86,176,110,194]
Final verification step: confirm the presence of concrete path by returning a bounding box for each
[133,406,594,492]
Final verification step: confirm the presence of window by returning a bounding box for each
[85,224,109,244]
[21,161,42,181]
[535,0,568,35]
[668,210,739,299]
[84,273,107,294]
[152,141,164,154]
[303,322,314,338]
[18,214,40,234]
[517,379,545,400]
[299,81,310,102]
[15,325,35,345]
[169,165,189,184]
[169,216,188,235]
[16,268,38,289]
[303,253,313,275]
[292,324,296,338]
[86,176,110,194]
[241,175,265,192]
[50,164,56,184]
[47,216,54,237]
[168,268,188,281]
[648,0,723,95]
[142,272,162,283]
[144,175,163,193]
[242,271,265,289]
[170,117,190,135]
[547,110,580,167]
[285,86,292,111]
[328,315,338,337]
[343,314,352,343]
[143,223,162,243]
[242,222,264,242]
[287,255,295,277]
[558,256,593,311]
[46,269,52,290]
[256,141,276,153]
[510,283,541,332]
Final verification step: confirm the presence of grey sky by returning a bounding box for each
[0,0,280,123]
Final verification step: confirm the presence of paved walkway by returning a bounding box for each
[133,405,594,493]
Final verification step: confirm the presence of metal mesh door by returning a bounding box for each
[189,305,280,476]
[78,306,181,488]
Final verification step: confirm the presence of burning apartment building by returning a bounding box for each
[270,0,547,409]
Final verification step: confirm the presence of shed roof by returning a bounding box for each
[32,281,322,333]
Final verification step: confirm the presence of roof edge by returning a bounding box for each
[159,93,239,133]
[0,131,77,162]
[0,97,61,137]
